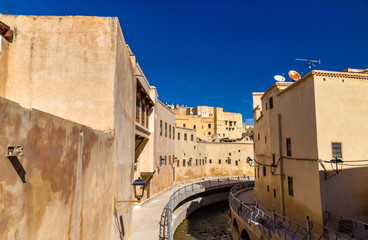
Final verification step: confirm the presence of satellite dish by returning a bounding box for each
[288,70,301,81]
[274,75,285,82]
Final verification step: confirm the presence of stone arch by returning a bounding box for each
[241,229,250,240]
[233,218,239,233]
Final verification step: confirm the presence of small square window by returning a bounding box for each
[208,132,211,135]
[332,143,342,159]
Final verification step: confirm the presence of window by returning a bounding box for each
[223,133,225,137]
[208,132,211,135]
[265,136,267,143]
[165,156,167,165]
[272,154,275,164]
[160,156,162,166]
[169,156,171,164]
[177,160,179,167]
[193,125,196,129]
[257,168,259,177]
[194,146,196,149]
[225,121,228,125]
[145,107,149,128]
[332,143,342,158]
[183,124,186,127]
[288,177,294,196]
[263,166,266,176]
[136,95,141,123]
[228,159,231,164]
[269,97,273,109]
[184,133,187,141]
[234,121,237,126]
[165,123,167,137]
[229,121,233,126]
[209,159,212,164]
[208,124,211,128]
[183,160,186,167]
[196,159,198,166]
[141,102,145,126]
[235,161,238,166]
[258,133,260,140]
[219,159,221,164]
[169,125,171,138]
[286,138,291,156]
[178,132,180,140]
[173,127,175,140]
[229,152,231,156]
[160,120,163,136]
[274,189,276,198]
[191,134,194,141]
[267,185,269,192]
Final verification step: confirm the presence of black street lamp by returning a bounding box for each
[114,177,147,214]
[330,158,343,174]
[132,177,146,200]
[270,163,278,175]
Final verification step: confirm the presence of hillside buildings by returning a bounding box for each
[251,69,368,236]
[170,104,244,140]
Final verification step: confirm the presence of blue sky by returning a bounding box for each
[2,0,368,125]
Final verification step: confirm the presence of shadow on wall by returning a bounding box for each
[7,155,26,183]
[114,212,125,240]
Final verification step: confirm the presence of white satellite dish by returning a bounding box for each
[274,75,286,82]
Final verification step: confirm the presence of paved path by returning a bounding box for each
[235,189,255,205]
[131,176,245,240]
[131,177,217,240]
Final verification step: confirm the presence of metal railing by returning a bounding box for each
[229,183,368,240]
[159,176,254,240]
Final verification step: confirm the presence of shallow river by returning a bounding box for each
[174,201,232,240]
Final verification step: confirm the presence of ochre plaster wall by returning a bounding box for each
[0,97,119,240]
[313,73,368,222]
[0,15,117,131]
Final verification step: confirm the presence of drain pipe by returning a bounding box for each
[278,114,285,215]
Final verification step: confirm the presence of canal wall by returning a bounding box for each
[172,192,230,232]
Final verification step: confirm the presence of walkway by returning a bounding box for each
[131,177,223,240]
[131,177,249,240]
[235,189,255,205]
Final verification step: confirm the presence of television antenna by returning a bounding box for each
[295,57,321,70]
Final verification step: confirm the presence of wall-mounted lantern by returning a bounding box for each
[330,158,343,174]
[246,157,254,167]
[114,177,146,214]
[132,177,146,200]
[270,163,278,175]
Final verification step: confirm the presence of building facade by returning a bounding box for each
[175,127,254,182]
[174,105,243,140]
[252,69,368,231]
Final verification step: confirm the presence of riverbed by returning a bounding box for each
[174,200,232,240]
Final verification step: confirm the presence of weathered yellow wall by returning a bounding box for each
[0,15,117,131]
[0,97,118,240]
[175,127,254,182]
[253,79,323,225]
[313,72,368,222]
[149,101,175,196]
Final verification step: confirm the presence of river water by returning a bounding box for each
[174,201,232,240]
